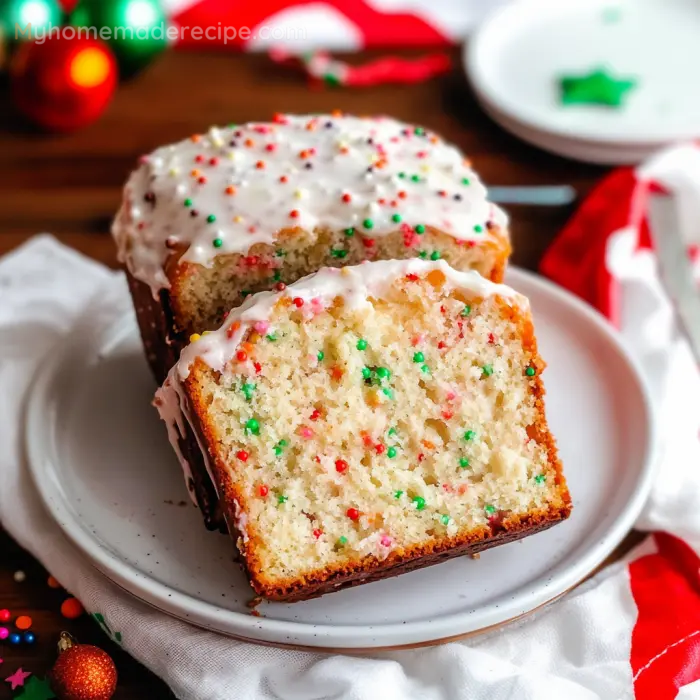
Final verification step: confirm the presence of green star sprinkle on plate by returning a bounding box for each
[559,68,637,108]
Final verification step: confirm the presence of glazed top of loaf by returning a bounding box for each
[170,258,524,380]
[112,114,508,294]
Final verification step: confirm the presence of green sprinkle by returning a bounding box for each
[526,366,536,377]
[461,305,471,317]
[394,490,403,499]
[278,494,288,504]
[213,238,223,248]
[227,123,237,128]
[430,251,441,261]
[398,172,406,179]
[356,339,368,351]
[274,439,287,457]
[331,248,348,259]
[411,174,421,183]
[317,351,324,361]
[362,367,372,380]
[414,126,425,136]
[266,333,277,342]
[337,535,348,545]
[344,227,355,237]
[535,474,546,484]
[275,249,286,257]
[376,367,391,380]
[412,496,426,511]
[474,224,484,233]
[440,514,450,525]
[388,427,398,437]
[324,73,341,86]
[241,383,256,402]
[418,250,428,259]
[461,177,470,186]
[273,270,282,281]
[459,457,470,469]
[415,224,426,234]
[391,213,402,223]
[184,198,193,207]
[382,387,394,399]
[363,218,374,230]
[387,446,397,458]
[485,504,496,515]
[464,430,476,441]
[482,364,494,377]
[413,352,425,363]
[244,418,260,435]
[421,364,431,374]
[207,214,216,223]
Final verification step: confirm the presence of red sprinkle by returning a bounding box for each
[198,176,207,184]
[398,191,407,199]
[274,282,286,291]
[313,528,323,539]
[342,193,352,203]
[347,508,360,521]
[362,238,375,248]
[279,175,288,183]
[310,409,322,421]
[253,362,262,374]
[375,443,386,455]
[258,484,269,497]
[293,297,304,308]
[273,112,287,124]
[442,410,453,420]
[256,160,265,169]
[236,350,248,362]
[488,333,496,344]
[418,453,425,462]
[265,143,276,152]
[331,366,344,380]
[236,450,249,462]
[289,209,300,219]
[362,434,374,447]
[406,273,419,281]
[194,155,205,163]
[209,157,219,166]
[438,190,447,198]
[335,459,349,473]
[438,341,447,350]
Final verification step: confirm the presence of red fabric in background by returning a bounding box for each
[630,534,700,700]
[172,0,450,49]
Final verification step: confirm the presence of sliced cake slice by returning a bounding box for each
[155,259,571,601]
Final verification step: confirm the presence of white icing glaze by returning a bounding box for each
[112,114,507,294]
[174,259,524,378]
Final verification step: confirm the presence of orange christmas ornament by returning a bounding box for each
[50,632,117,700]
[61,598,85,619]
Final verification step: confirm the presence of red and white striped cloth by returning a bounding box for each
[161,0,508,50]
[1,143,700,699]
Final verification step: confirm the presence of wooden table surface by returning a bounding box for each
[0,48,635,698]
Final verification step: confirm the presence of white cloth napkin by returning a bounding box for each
[1,228,699,700]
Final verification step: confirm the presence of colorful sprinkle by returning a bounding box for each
[313,528,323,539]
[459,457,470,468]
[462,177,470,185]
[236,450,249,461]
[440,514,450,525]
[430,251,440,261]
[412,496,426,510]
[413,352,424,363]
[535,474,546,484]
[482,364,494,377]
[184,198,192,207]
[474,224,484,233]
[278,494,288,504]
[394,490,403,499]
[461,305,471,317]
[344,227,355,237]
[464,430,476,441]
[335,459,349,473]
[356,339,368,351]
[526,366,536,377]
[207,214,216,223]
[258,485,269,497]
[387,446,398,458]
[245,418,260,435]
[317,350,325,361]
[347,507,360,521]
[415,224,426,234]
[376,367,391,380]
[485,504,496,515]
[274,439,287,456]
[189,333,201,343]
[60,598,84,619]
[337,535,348,546]
[213,237,223,248]
[363,218,374,230]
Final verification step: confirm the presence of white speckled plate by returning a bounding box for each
[466,0,700,163]
[25,267,656,649]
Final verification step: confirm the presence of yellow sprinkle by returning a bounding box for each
[420,164,431,173]
[341,267,352,276]
[190,333,201,343]
[249,332,261,343]
[212,139,224,148]
[233,215,243,223]
[169,167,179,176]
[294,189,304,199]
[227,151,236,160]
[202,330,211,336]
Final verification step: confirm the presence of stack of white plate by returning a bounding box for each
[465,0,700,164]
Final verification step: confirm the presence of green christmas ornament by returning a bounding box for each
[70,0,167,77]
[559,67,637,108]
[0,0,63,46]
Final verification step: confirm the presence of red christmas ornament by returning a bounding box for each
[10,35,117,132]
[50,632,117,700]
